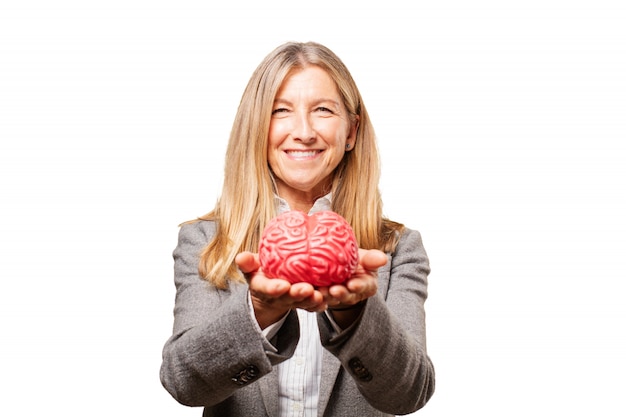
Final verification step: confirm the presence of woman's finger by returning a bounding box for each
[235,251,260,274]
[358,248,388,271]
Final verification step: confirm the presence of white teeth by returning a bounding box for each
[287,150,318,157]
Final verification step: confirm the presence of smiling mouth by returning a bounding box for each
[285,150,322,159]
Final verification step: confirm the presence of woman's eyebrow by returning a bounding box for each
[311,98,341,107]
[273,98,341,107]
[273,98,291,105]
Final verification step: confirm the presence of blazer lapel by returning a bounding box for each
[258,368,279,417]
[317,349,342,417]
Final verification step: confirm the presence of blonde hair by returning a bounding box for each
[195,41,404,288]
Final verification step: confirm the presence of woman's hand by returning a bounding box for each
[235,251,327,329]
[236,248,387,330]
[318,248,387,327]
[323,248,387,307]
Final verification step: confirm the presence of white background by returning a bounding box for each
[1,1,625,416]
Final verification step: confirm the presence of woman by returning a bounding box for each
[160,41,435,416]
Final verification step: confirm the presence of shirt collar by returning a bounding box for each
[274,192,332,215]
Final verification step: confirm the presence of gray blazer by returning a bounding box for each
[160,220,435,416]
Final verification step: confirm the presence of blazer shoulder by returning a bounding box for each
[177,219,217,244]
[394,226,427,254]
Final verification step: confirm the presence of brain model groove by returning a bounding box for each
[259,210,359,286]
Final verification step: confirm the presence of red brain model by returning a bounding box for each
[259,210,359,286]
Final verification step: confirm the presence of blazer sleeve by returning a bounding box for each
[160,221,300,407]
[317,228,435,414]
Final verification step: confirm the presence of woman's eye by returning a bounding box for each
[315,106,333,113]
[272,108,289,115]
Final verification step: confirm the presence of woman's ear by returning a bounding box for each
[346,115,360,150]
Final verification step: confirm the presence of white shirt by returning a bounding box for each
[250,194,334,417]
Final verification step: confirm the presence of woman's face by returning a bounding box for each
[268,66,357,206]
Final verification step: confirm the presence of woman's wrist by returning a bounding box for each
[326,300,366,329]
[327,300,366,311]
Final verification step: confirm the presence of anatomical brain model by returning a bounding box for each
[259,210,359,286]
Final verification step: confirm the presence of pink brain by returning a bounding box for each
[259,210,359,286]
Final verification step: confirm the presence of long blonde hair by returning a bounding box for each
[196,41,404,288]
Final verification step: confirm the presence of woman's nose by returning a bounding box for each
[292,113,316,143]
